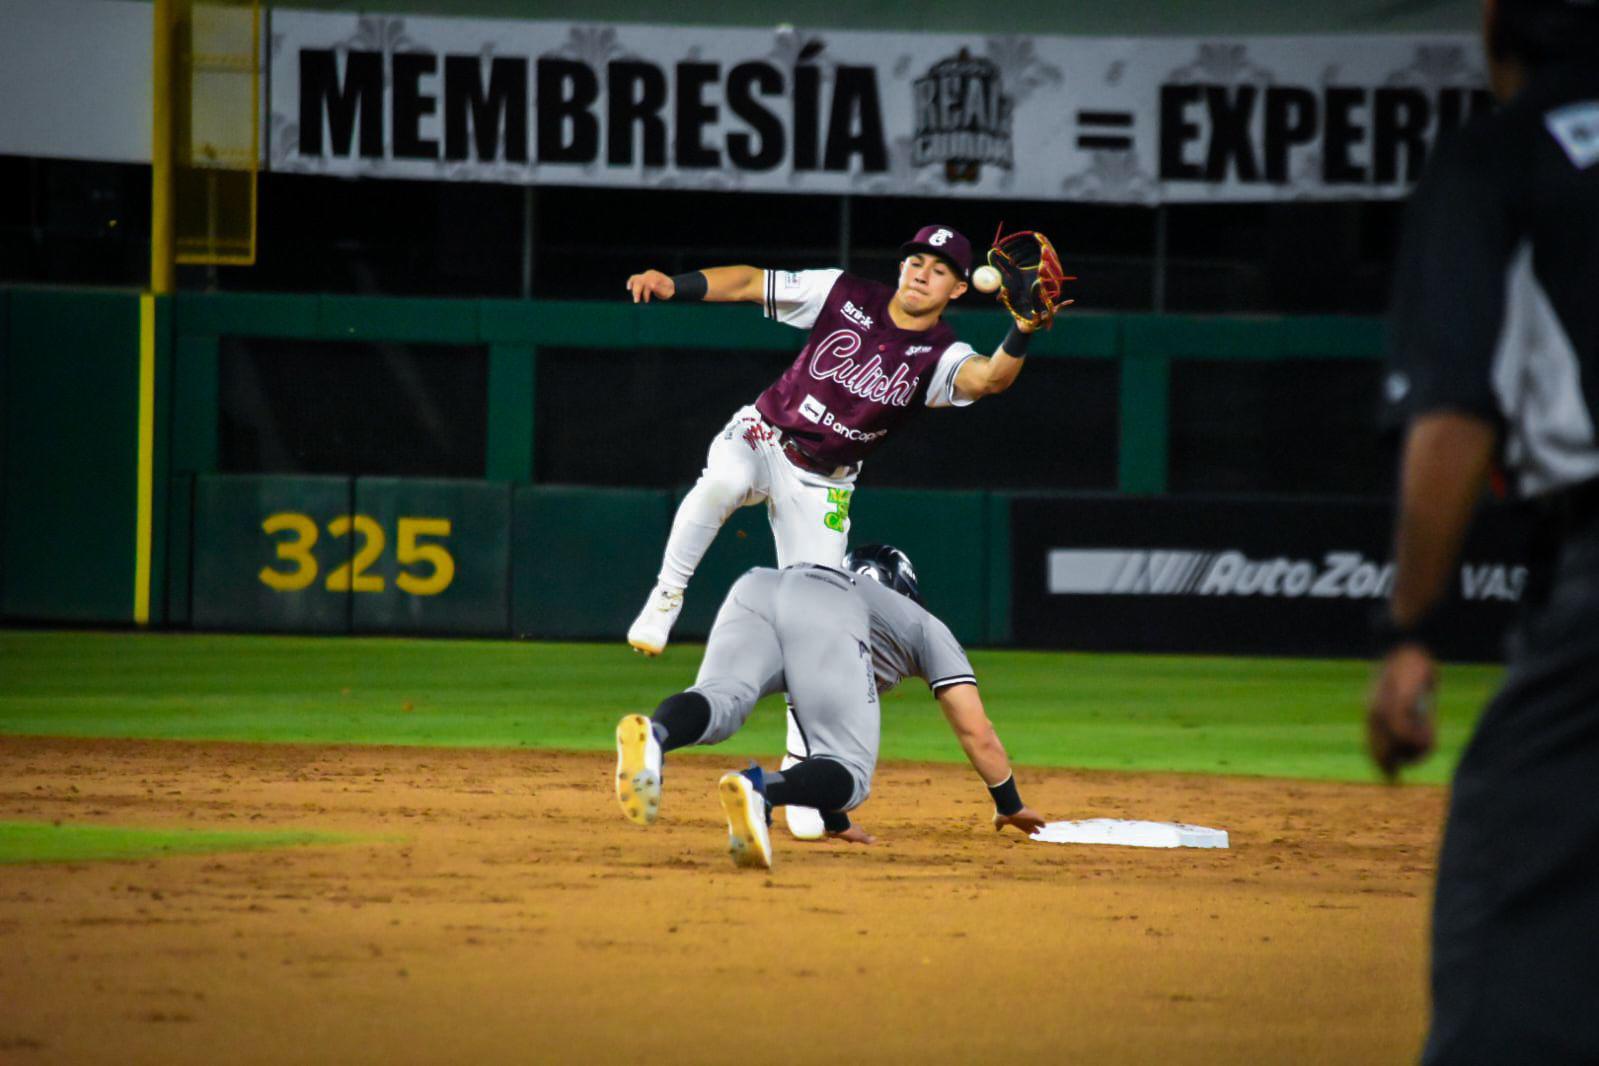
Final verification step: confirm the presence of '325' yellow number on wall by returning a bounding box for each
[258,513,455,596]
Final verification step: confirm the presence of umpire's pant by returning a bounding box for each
[1423,520,1599,1065]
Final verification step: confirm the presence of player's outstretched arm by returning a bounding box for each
[953,343,1029,400]
[625,266,765,304]
[935,683,1045,835]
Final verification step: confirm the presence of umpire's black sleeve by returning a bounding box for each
[1383,124,1519,433]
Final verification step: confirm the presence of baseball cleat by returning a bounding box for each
[718,765,773,870]
[615,714,663,826]
[779,754,826,840]
[627,584,685,656]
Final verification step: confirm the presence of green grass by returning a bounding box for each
[0,630,1502,784]
[0,821,359,864]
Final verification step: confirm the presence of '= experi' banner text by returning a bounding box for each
[270,12,1493,203]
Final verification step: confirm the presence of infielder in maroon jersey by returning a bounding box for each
[623,224,1040,840]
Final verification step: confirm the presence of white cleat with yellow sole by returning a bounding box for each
[718,765,773,870]
[615,714,663,826]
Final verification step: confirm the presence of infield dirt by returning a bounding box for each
[0,735,1444,1064]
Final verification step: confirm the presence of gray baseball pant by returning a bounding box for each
[689,567,879,810]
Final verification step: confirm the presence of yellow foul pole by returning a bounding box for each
[151,0,175,295]
[139,0,175,623]
[135,295,156,625]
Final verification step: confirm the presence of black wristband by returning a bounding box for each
[821,810,852,834]
[1369,605,1443,657]
[1001,324,1031,357]
[670,271,708,301]
[987,774,1024,817]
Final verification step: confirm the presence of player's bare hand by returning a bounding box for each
[626,270,674,304]
[993,806,1047,836]
[828,825,876,846]
[1367,643,1438,782]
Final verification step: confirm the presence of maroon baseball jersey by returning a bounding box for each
[755,270,977,468]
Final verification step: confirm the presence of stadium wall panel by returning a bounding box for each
[0,288,8,609]
[352,478,512,636]
[847,488,991,645]
[3,285,1401,630]
[1,289,141,622]
[166,473,194,627]
[1009,494,1525,661]
[147,294,174,625]
[512,485,671,640]
[191,474,354,632]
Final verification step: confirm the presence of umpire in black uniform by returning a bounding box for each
[1368,0,1599,1062]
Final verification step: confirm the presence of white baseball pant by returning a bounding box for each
[656,404,855,590]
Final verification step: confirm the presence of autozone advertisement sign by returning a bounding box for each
[265,11,1492,203]
[1010,497,1529,659]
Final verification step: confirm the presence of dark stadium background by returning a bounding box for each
[0,155,1401,496]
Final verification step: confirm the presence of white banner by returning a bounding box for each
[0,1,1492,203]
[269,12,1492,203]
[0,0,152,164]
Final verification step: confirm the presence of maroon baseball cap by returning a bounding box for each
[899,224,972,279]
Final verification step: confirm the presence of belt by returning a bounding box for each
[780,436,856,480]
[1533,476,1599,538]
[1522,477,1599,610]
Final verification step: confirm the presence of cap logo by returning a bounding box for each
[928,228,953,246]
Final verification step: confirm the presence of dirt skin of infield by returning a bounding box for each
[0,736,1444,1065]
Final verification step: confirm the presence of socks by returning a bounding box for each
[650,691,712,753]
[765,757,854,813]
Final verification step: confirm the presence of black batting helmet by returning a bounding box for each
[1490,0,1599,65]
[843,543,923,604]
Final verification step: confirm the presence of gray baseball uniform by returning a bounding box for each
[689,564,976,810]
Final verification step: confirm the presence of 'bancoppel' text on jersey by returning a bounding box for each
[1384,64,1599,498]
[756,270,978,468]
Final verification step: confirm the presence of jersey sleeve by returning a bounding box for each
[919,613,977,692]
[765,269,844,330]
[925,342,980,409]
[1382,124,1517,432]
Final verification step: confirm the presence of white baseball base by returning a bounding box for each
[1030,818,1229,849]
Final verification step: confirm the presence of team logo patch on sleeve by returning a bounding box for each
[1546,103,1599,170]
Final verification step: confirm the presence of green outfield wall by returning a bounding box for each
[2,290,154,623]
[180,475,994,643]
[0,286,1384,636]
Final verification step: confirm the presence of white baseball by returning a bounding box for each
[972,265,1001,293]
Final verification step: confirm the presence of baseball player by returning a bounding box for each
[623,224,1060,841]
[613,544,1046,869]
[1368,1,1599,1061]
